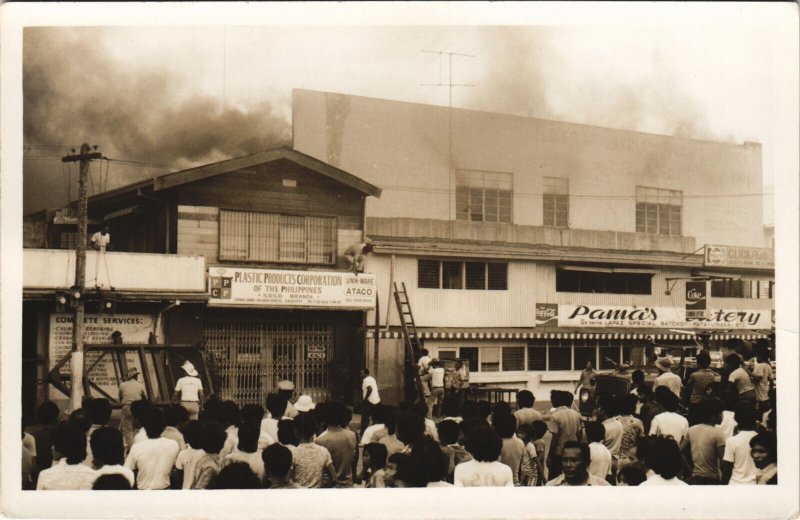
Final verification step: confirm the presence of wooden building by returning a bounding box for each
[22,147,381,417]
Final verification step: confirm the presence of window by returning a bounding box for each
[636,186,682,235]
[438,350,457,360]
[417,260,508,290]
[573,342,596,370]
[502,347,525,371]
[487,263,508,291]
[219,210,336,265]
[556,268,651,294]
[480,347,501,372]
[543,177,569,228]
[527,345,547,371]
[456,170,513,223]
[548,342,572,371]
[465,262,486,290]
[599,342,622,369]
[443,261,463,289]
[418,260,440,288]
[460,347,479,372]
[711,279,773,299]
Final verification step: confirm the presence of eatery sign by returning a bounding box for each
[208,267,376,309]
[557,304,771,329]
[704,245,774,269]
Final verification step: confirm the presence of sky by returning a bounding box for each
[18,5,797,224]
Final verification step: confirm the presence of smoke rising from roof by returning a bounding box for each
[23,28,291,213]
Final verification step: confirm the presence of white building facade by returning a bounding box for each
[293,89,774,403]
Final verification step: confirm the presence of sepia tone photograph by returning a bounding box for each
[1,2,798,519]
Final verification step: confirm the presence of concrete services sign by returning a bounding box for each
[208,267,376,309]
[557,304,771,329]
[704,245,774,269]
[49,314,155,400]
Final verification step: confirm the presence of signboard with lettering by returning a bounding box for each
[48,314,156,400]
[685,281,707,321]
[306,344,327,361]
[535,304,558,326]
[704,245,774,269]
[557,304,771,329]
[208,267,376,309]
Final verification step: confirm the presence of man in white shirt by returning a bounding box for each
[173,361,204,420]
[124,407,180,489]
[90,225,111,251]
[653,357,682,398]
[648,392,689,444]
[721,403,759,484]
[360,369,381,435]
[428,360,446,418]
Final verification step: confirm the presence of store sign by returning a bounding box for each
[557,304,771,329]
[704,245,774,269]
[306,344,327,361]
[685,281,707,321]
[49,314,154,400]
[535,303,558,326]
[208,267,376,309]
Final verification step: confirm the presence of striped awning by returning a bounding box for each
[366,328,770,341]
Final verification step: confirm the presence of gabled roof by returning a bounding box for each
[152,146,381,197]
[86,146,381,207]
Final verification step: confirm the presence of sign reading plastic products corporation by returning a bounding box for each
[555,304,772,329]
[208,267,376,309]
[704,245,774,269]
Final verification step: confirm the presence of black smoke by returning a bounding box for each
[23,28,291,213]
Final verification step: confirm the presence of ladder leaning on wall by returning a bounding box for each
[392,282,427,404]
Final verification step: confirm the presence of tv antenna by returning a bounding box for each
[421,49,475,219]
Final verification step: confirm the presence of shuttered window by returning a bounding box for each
[219,210,336,265]
[502,347,525,371]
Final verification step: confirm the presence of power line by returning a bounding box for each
[379,184,774,200]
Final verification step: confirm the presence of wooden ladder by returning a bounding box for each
[393,282,426,402]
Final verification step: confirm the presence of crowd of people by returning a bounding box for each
[22,346,777,490]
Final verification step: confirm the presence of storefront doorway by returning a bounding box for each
[204,320,334,404]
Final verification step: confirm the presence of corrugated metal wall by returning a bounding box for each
[365,255,537,327]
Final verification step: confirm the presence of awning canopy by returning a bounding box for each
[367,327,770,341]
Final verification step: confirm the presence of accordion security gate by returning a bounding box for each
[204,321,333,405]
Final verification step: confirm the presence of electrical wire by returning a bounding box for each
[380,184,773,200]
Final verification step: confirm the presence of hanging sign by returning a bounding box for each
[704,245,774,269]
[685,281,708,321]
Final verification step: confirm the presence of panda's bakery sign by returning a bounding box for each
[557,304,770,329]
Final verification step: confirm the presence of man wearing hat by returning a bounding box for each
[118,368,146,449]
[173,361,204,420]
[294,395,316,413]
[653,356,682,399]
[277,380,299,419]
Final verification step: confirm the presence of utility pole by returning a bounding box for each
[421,49,475,219]
[62,143,102,411]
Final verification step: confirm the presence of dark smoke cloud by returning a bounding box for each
[467,27,718,141]
[23,28,291,213]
